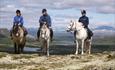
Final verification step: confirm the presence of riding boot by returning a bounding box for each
[87,28,93,39]
[10,30,13,39]
[50,28,53,42]
[24,30,28,36]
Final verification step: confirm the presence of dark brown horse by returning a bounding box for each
[11,24,26,54]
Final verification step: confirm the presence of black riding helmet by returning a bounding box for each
[16,10,21,13]
[81,10,86,14]
[42,9,47,13]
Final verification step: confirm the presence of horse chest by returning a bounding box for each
[76,29,87,39]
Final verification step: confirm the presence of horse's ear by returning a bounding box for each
[70,20,73,22]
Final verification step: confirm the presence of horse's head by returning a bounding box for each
[40,23,48,39]
[67,20,84,32]
[12,24,20,37]
[67,20,76,32]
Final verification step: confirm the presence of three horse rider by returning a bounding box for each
[11,9,92,41]
[74,10,93,39]
[10,10,28,39]
[37,9,53,41]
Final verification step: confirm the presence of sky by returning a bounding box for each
[0,0,115,32]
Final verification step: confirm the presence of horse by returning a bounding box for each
[11,24,26,54]
[39,23,50,56]
[67,20,92,55]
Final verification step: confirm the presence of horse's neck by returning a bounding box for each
[76,28,87,39]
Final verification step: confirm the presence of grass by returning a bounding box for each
[0,64,17,69]
[12,55,34,60]
[0,38,12,45]
[0,52,7,58]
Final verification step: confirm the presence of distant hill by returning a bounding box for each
[0,26,115,40]
[93,26,115,37]
[0,28,10,38]
[94,26,115,30]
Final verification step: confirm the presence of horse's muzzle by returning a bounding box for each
[66,29,71,32]
[15,33,20,37]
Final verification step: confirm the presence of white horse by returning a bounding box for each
[39,23,50,56]
[67,20,92,55]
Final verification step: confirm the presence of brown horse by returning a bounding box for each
[11,24,26,54]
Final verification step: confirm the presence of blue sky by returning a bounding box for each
[0,0,115,32]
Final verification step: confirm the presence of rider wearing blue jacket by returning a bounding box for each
[10,10,27,38]
[37,9,53,41]
[78,10,93,39]
[13,14,24,26]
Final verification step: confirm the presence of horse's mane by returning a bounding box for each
[71,20,84,28]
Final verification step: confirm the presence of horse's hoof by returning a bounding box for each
[81,52,84,55]
[75,52,78,55]
[47,54,49,57]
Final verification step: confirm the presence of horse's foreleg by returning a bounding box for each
[47,40,50,56]
[14,43,17,53]
[85,40,89,53]
[81,40,84,55]
[75,40,79,55]
[20,44,24,53]
[17,44,21,54]
[89,38,92,54]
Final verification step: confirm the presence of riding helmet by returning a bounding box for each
[81,10,86,14]
[16,10,21,13]
[42,9,47,13]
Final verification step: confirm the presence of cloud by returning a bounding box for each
[55,0,115,14]
[0,0,115,31]
[96,5,115,14]
[0,0,115,14]
[95,22,115,27]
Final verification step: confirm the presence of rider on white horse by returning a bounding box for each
[37,9,53,41]
[74,10,93,40]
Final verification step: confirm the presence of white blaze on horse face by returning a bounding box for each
[16,33,19,36]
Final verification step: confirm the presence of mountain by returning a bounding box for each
[94,26,115,31]
[93,26,115,38]
[0,28,10,38]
